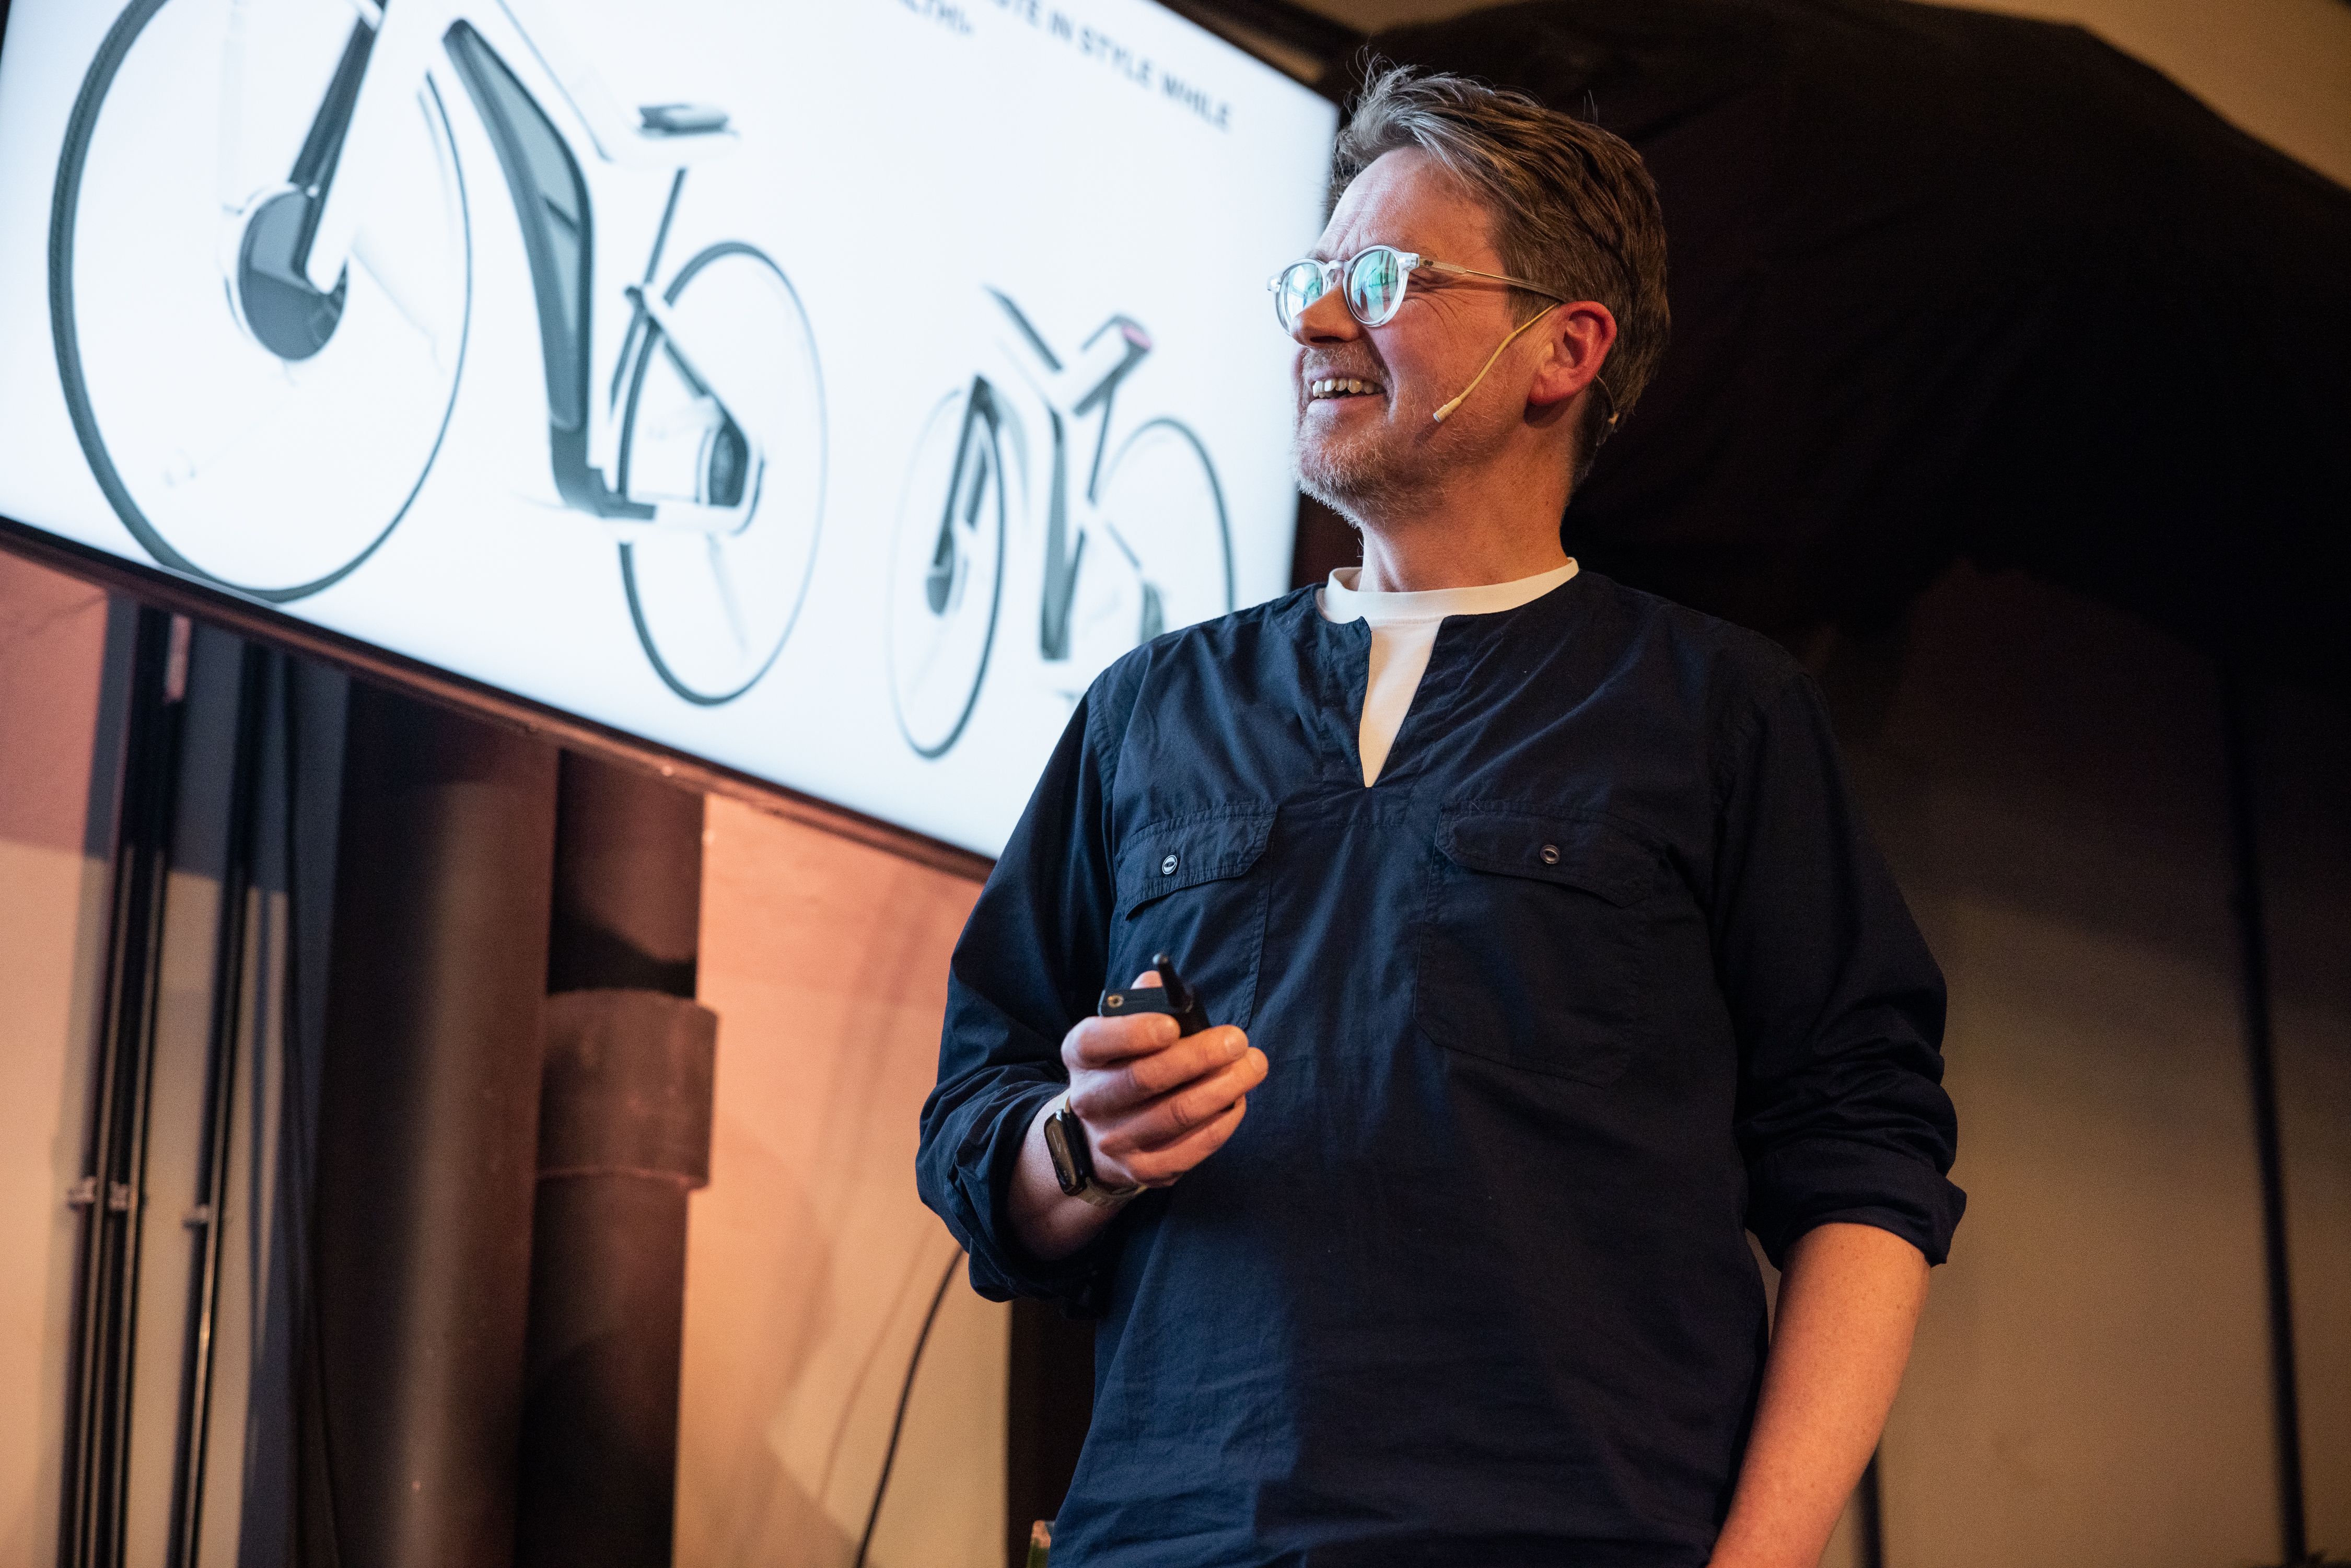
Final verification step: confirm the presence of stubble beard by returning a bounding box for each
[1293,409,1426,525]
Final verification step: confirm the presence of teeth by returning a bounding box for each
[1310,377,1381,399]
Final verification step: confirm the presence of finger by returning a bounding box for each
[1100,1050,1267,1154]
[1069,1029,1252,1123]
[1114,1098,1248,1188]
[1119,1025,1248,1098]
[1121,1052,1265,1150]
[1131,969,1160,988]
[1062,1009,1179,1071]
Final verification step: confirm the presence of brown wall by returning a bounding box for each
[2263,686,2351,1553]
[1826,565,2318,1565]
[0,552,112,1565]
[678,795,1003,1568]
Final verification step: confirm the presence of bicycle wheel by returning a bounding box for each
[618,242,825,704]
[1077,417,1233,675]
[887,381,1008,759]
[51,0,470,598]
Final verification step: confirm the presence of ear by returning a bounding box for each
[1526,301,1617,410]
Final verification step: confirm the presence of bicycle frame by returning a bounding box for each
[985,290,1151,660]
[300,0,718,294]
[249,0,759,532]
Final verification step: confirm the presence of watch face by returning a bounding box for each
[1045,1109,1088,1197]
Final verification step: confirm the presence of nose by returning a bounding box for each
[1290,284,1360,347]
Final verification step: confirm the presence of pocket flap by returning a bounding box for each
[1116,808,1277,915]
[1435,808,1656,908]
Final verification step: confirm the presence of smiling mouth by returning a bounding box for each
[1308,377,1385,401]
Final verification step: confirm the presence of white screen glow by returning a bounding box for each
[0,0,1335,855]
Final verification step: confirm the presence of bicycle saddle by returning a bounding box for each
[638,103,730,136]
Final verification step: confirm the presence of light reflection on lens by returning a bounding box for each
[1347,247,1404,325]
[1276,261,1325,330]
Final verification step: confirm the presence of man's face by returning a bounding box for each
[1290,148,1525,515]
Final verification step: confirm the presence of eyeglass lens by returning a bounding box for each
[1275,262,1326,331]
[1275,248,1413,331]
[1345,248,1406,325]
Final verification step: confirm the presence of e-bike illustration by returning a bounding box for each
[888,291,1233,758]
[50,0,826,703]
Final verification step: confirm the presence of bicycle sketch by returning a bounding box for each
[888,288,1233,758]
[50,0,825,702]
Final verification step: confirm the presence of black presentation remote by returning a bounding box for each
[1098,951,1211,1036]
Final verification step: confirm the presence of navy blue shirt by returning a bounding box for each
[918,571,1963,1566]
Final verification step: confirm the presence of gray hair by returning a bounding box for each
[1334,64,1671,481]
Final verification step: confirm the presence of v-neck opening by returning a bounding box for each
[1314,568,1587,791]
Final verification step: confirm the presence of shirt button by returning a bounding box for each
[1539,843,1561,866]
[1161,853,1179,876]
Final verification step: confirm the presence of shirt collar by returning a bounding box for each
[1318,559,1580,626]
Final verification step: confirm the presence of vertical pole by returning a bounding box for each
[167,641,271,1565]
[2220,666,2307,1565]
[59,606,183,1568]
[515,753,712,1568]
[303,682,557,1567]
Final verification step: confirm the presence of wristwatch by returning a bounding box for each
[1044,1097,1143,1209]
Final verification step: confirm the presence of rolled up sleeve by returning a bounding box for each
[1713,671,1965,1268]
[917,678,1131,1310]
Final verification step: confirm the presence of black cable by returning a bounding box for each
[2221,666,2307,1564]
[852,1248,963,1568]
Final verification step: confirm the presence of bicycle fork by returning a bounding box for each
[1039,413,1083,661]
[1032,319,1151,662]
[927,379,1002,617]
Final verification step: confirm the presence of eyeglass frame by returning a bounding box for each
[1266,245,1567,333]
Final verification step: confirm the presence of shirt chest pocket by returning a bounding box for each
[1112,808,1277,1033]
[1415,807,1660,1086]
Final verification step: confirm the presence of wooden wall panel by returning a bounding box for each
[679,794,1002,1568]
[0,551,112,1565]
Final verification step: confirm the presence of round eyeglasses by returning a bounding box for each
[1267,246,1566,332]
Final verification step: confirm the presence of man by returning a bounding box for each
[919,67,1962,1568]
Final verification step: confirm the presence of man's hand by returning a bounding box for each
[1008,970,1268,1261]
[1064,969,1267,1188]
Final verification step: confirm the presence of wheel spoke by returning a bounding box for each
[705,537,750,655]
[352,226,445,362]
[1095,514,1145,572]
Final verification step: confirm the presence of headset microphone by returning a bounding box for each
[1430,304,1561,424]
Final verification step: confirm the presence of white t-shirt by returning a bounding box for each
[1317,559,1580,786]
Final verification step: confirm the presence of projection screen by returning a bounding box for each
[0,0,1337,856]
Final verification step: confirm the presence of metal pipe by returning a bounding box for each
[303,680,557,1568]
[517,752,711,1568]
[517,989,714,1568]
[59,605,185,1568]
[167,641,271,1566]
